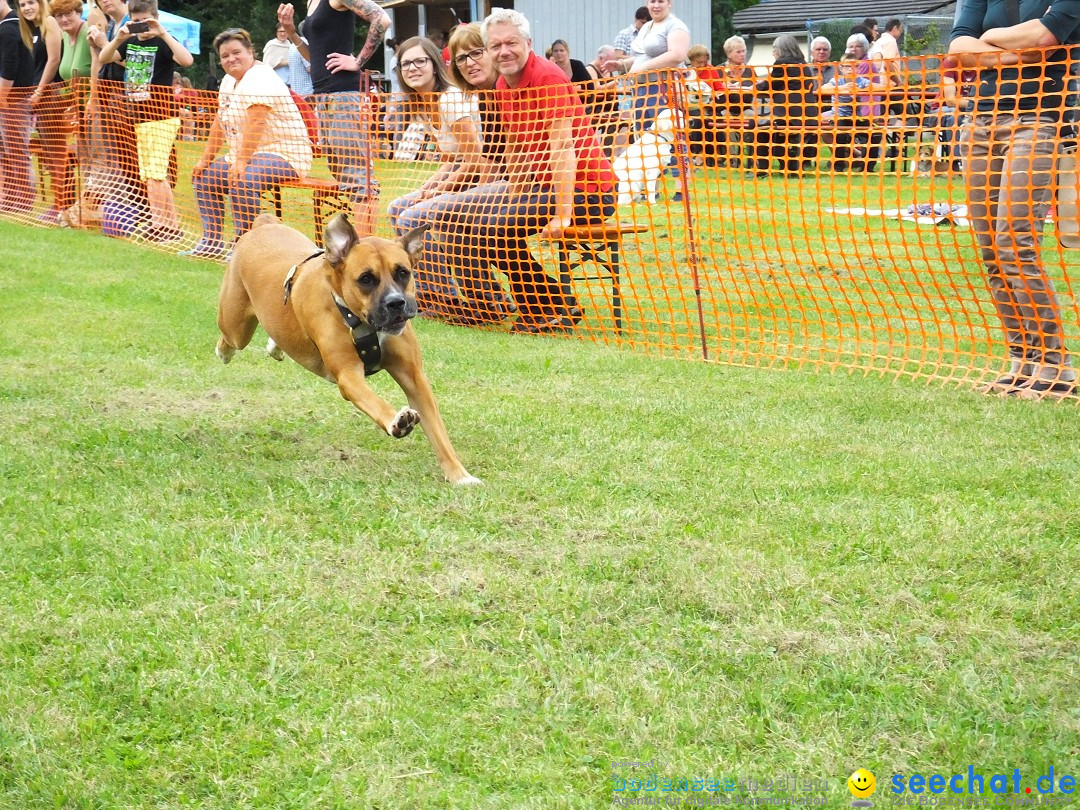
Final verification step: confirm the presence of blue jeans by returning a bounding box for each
[446,186,615,320]
[388,188,460,300]
[0,97,33,213]
[633,79,665,137]
[316,92,377,204]
[389,181,511,301]
[193,153,299,245]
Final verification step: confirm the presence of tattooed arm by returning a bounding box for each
[327,0,391,69]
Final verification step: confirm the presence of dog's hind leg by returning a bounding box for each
[215,262,259,364]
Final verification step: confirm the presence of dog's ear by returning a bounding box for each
[399,223,430,263]
[324,214,358,267]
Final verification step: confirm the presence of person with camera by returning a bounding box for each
[97,0,192,242]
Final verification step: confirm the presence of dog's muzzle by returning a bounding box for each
[374,291,418,334]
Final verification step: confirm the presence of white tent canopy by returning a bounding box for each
[80,7,202,54]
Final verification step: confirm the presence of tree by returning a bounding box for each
[712,0,760,62]
[170,0,381,87]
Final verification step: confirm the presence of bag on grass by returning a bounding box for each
[393,119,428,162]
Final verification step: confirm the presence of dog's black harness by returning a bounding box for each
[282,250,384,377]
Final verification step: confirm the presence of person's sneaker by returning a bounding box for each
[177,240,227,260]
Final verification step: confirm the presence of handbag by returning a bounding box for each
[392,119,429,162]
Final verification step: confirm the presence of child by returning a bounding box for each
[97,0,192,242]
[822,54,860,122]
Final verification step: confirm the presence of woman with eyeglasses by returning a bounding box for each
[180,27,312,259]
[439,22,520,318]
[386,36,496,324]
[819,32,887,171]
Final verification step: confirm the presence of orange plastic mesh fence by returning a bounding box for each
[5,60,1078,392]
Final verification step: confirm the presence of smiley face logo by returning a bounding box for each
[848,768,877,799]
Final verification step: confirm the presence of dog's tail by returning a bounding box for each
[251,213,279,229]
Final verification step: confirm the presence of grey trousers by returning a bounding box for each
[960,112,1072,372]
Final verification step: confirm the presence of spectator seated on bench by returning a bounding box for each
[442,10,617,334]
[685,44,724,167]
[752,35,818,176]
[181,28,312,260]
[386,36,496,322]
[818,35,888,172]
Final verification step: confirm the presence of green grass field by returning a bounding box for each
[1,220,1078,808]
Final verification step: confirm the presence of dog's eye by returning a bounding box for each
[357,271,377,288]
[393,265,411,285]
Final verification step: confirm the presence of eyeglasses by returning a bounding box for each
[400,56,432,71]
[453,48,485,67]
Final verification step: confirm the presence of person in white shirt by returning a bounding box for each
[263,22,290,83]
[869,18,903,86]
[181,27,312,259]
[285,20,312,95]
[605,0,690,134]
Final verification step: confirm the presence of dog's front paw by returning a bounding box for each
[387,407,420,438]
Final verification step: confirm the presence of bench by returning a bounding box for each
[542,221,649,332]
[265,177,350,247]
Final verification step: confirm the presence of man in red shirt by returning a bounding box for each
[458,8,616,333]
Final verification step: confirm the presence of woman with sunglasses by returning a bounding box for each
[386,35,497,324]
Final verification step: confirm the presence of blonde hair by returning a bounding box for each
[687,44,710,63]
[18,0,52,52]
[448,22,487,92]
[213,27,254,54]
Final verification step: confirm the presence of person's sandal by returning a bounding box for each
[1008,379,1077,400]
[977,374,1030,395]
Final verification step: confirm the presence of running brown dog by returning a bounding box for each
[216,213,480,485]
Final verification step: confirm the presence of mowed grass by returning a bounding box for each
[1,221,1078,809]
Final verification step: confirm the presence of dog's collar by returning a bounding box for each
[282,251,326,305]
[282,250,383,376]
[332,292,384,377]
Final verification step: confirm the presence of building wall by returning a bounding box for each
[511,0,711,64]
[745,31,810,66]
